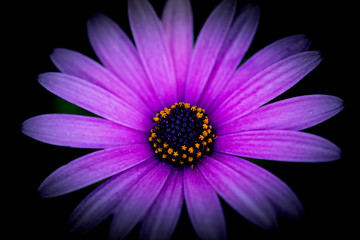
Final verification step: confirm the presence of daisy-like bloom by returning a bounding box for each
[22,0,343,239]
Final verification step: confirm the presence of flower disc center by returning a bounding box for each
[149,102,216,167]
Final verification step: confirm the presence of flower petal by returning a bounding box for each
[217,95,344,135]
[21,114,147,148]
[162,0,193,99]
[38,72,153,132]
[199,4,260,108]
[184,0,236,105]
[38,144,154,198]
[139,168,183,240]
[87,13,161,113]
[211,51,322,126]
[215,130,341,162]
[128,0,176,107]
[207,34,312,113]
[211,152,304,219]
[50,48,153,117]
[198,156,278,230]
[183,166,227,240]
[67,158,158,235]
[109,162,172,240]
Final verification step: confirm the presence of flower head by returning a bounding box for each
[22,0,343,239]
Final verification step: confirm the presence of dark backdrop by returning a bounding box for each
[8,0,355,239]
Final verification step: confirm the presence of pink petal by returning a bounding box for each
[87,13,161,113]
[211,152,304,219]
[207,34,312,113]
[109,162,172,240]
[128,0,177,107]
[199,4,260,108]
[211,51,322,126]
[38,72,153,132]
[51,48,153,117]
[38,144,154,198]
[162,0,193,100]
[199,156,278,230]
[214,130,341,162]
[139,168,183,240]
[217,95,344,135]
[183,166,227,240]
[21,114,147,148]
[68,158,158,235]
[184,0,236,105]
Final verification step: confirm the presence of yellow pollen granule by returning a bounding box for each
[188,147,194,153]
[167,148,174,154]
[153,117,160,123]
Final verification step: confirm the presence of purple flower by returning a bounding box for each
[21,0,343,239]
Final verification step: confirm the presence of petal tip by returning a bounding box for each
[87,13,111,35]
[37,182,53,199]
[243,3,261,14]
[87,12,104,24]
[320,140,342,162]
[50,48,72,69]
[313,51,323,62]
[37,72,48,84]
[333,145,342,161]
[336,97,345,109]
[20,118,31,136]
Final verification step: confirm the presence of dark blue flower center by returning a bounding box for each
[149,102,216,167]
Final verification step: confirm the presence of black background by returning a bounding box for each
[8,0,356,239]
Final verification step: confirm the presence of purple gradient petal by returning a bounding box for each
[38,144,154,198]
[184,166,227,240]
[184,0,236,105]
[215,130,341,162]
[211,152,304,219]
[199,4,260,108]
[67,158,158,235]
[211,51,322,126]
[207,34,312,113]
[162,0,193,100]
[21,114,147,148]
[199,156,278,230]
[38,72,153,132]
[50,48,153,117]
[139,168,183,240]
[128,0,176,107]
[87,13,161,113]
[217,95,344,135]
[109,162,172,240]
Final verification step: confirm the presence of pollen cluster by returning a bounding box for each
[149,102,216,167]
